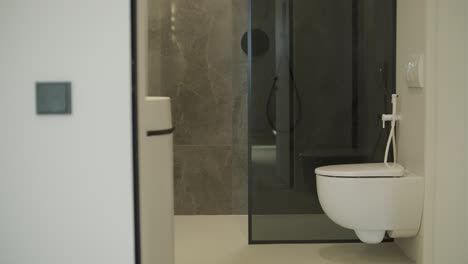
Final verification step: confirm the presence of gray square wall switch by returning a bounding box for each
[36,82,72,114]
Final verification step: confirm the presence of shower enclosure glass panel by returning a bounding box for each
[248,0,396,243]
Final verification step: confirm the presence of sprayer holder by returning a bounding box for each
[381,94,401,128]
[382,114,401,128]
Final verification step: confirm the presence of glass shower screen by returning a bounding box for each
[248,0,396,243]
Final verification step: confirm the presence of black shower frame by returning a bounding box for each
[130,0,142,263]
[247,0,398,245]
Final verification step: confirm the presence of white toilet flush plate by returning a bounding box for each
[406,54,425,88]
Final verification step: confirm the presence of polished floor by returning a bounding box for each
[250,214,357,241]
[175,215,414,264]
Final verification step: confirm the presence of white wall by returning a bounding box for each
[397,0,468,263]
[395,0,428,261]
[432,0,468,263]
[0,1,135,263]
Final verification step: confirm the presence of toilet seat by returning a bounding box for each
[315,163,405,178]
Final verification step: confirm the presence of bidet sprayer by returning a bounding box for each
[382,94,401,167]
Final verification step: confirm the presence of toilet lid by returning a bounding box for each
[315,163,405,178]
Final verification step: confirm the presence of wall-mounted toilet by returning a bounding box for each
[315,163,424,244]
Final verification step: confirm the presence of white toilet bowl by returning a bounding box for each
[315,163,424,244]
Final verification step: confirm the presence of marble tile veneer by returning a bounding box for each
[149,0,248,215]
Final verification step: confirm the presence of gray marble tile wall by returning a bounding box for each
[148,0,248,214]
